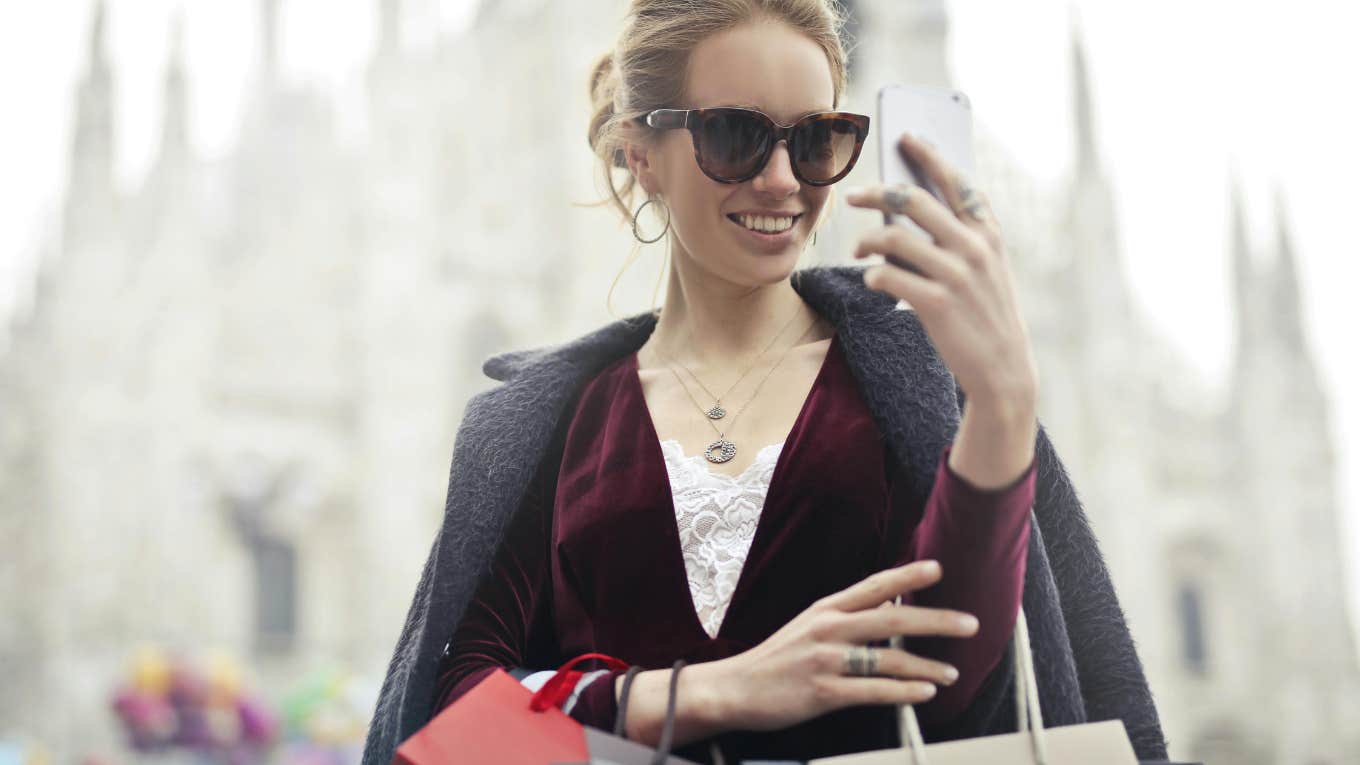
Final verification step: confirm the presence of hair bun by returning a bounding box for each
[587,50,621,160]
[588,51,618,109]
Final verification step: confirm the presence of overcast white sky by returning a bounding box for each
[2,0,1358,638]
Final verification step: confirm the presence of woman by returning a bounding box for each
[362,1,1168,763]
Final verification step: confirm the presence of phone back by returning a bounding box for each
[876,83,976,240]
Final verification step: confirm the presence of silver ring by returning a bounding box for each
[957,182,988,221]
[883,184,912,215]
[844,645,879,677]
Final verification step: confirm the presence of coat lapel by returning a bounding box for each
[483,265,967,503]
[785,267,962,501]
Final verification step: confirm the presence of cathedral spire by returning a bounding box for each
[908,0,953,88]
[856,0,952,89]
[64,0,116,245]
[157,8,189,168]
[1054,5,1130,331]
[378,0,401,58]
[1227,167,1257,363]
[260,0,279,85]
[1268,182,1306,352]
[89,0,108,66]
[1069,7,1100,177]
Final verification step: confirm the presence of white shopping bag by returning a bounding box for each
[809,604,1138,765]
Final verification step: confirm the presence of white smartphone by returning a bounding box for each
[876,83,977,250]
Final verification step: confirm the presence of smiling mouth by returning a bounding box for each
[725,213,804,234]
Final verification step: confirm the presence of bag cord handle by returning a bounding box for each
[616,659,726,765]
[893,597,1050,765]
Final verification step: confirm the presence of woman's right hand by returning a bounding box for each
[707,559,978,732]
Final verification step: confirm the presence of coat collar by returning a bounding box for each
[480,264,963,495]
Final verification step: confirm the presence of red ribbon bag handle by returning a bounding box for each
[530,652,630,712]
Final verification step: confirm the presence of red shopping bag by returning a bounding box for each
[393,652,628,765]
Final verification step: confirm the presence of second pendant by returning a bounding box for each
[704,438,737,464]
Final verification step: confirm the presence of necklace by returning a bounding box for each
[665,315,820,464]
[654,304,803,420]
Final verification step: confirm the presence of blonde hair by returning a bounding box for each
[582,0,853,313]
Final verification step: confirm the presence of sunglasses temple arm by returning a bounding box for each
[644,109,690,130]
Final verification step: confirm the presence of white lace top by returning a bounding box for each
[659,437,785,639]
[519,437,785,709]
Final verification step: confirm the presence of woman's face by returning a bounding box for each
[628,19,836,287]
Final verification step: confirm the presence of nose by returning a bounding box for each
[751,139,800,196]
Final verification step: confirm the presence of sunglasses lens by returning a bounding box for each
[792,117,863,184]
[694,111,771,181]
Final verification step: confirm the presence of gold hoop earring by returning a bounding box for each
[632,196,671,244]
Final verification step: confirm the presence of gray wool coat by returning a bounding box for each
[361,264,1170,764]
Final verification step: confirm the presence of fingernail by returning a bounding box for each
[844,185,865,198]
[924,560,940,574]
[943,666,959,683]
[959,615,979,632]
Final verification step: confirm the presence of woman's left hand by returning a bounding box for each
[844,132,1039,417]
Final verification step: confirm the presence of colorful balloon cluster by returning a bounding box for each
[109,646,278,762]
[108,646,374,764]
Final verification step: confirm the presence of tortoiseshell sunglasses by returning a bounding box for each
[643,107,871,186]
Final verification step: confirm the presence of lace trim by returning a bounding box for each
[659,438,784,639]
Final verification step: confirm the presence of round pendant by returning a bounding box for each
[704,439,737,464]
[706,405,727,420]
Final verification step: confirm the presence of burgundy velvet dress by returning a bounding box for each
[433,331,1036,763]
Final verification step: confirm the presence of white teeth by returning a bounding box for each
[737,214,795,233]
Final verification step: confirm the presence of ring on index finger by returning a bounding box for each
[883,183,912,215]
[844,645,879,677]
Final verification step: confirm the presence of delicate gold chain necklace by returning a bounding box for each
[653,304,803,421]
[663,315,820,464]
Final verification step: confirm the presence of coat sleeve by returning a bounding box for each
[429,449,552,712]
[907,383,1169,760]
[361,384,608,765]
[362,387,503,765]
[1026,423,1170,759]
[430,449,626,729]
[360,507,445,765]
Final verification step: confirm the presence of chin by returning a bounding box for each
[731,249,804,285]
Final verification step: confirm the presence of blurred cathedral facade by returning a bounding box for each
[1,0,1357,762]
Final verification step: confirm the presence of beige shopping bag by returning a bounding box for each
[808,604,1138,765]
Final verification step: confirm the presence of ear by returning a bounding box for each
[620,118,663,197]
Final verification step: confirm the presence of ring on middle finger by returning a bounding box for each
[844,645,879,677]
[957,181,988,221]
[883,183,913,215]
[963,200,987,221]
